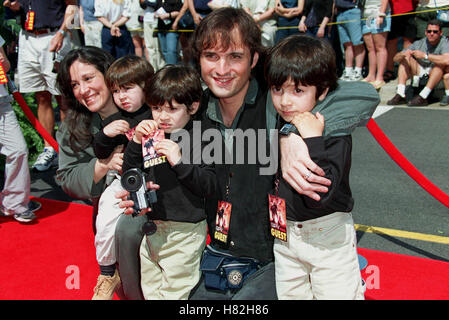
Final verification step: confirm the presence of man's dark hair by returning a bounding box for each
[427,19,443,30]
[192,7,263,67]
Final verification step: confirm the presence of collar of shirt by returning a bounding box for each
[206,78,259,133]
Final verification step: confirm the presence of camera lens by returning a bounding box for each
[121,168,144,192]
[128,176,136,186]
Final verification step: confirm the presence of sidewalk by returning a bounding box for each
[377,77,448,108]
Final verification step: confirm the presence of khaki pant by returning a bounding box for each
[140,219,207,300]
[274,212,365,300]
[143,20,165,71]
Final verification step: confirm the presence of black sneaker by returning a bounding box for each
[28,200,42,212]
[387,94,407,105]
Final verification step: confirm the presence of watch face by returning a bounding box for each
[280,123,294,135]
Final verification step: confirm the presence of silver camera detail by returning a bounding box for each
[121,168,157,216]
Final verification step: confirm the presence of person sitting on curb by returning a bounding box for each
[387,19,449,107]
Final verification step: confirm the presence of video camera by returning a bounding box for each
[121,168,157,216]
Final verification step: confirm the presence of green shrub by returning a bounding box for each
[12,93,45,164]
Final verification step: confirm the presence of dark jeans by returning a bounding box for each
[189,262,278,300]
[101,25,134,59]
[275,17,300,44]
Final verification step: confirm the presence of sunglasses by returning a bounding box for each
[426,30,440,34]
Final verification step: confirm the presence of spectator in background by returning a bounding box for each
[384,0,417,82]
[127,0,149,59]
[154,0,183,65]
[241,0,277,47]
[298,0,333,40]
[140,0,165,71]
[173,1,193,64]
[275,0,304,43]
[95,0,134,59]
[172,0,213,64]
[207,0,241,9]
[0,34,42,223]
[361,0,391,90]
[80,0,103,47]
[190,0,213,26]
[415,0,449,38]
[387,19,449,106]
[336,0,366,81]
[3,0,76,172]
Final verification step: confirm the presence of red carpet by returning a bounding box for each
[1,197,449,300]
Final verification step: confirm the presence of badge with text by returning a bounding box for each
[268,194,287,241]
[214,201,232,243]
[0,62,8,85]
[142,129,166,168]
[25,11,35,31]
[125,126,135,141]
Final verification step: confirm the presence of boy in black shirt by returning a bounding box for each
[265,34,364,300]
[123,65,216,299]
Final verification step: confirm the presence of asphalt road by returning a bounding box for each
[13,78,449,263]
[351,106,449,262]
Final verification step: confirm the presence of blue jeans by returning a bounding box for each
[158,31,179,65]
[101,25,134,59]
[337,8,364,46]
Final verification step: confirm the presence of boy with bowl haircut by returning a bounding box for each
[265,34,364,300]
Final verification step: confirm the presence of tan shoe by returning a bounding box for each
[372,80,386,90]
[92,270,121,300]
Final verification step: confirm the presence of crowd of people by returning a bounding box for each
[2,1,449,175]
[0,0,446,301]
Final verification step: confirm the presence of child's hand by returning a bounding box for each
[103,120,130,138]
[154,139,181,166]
[134,120,158,144]
[291,112,324,139]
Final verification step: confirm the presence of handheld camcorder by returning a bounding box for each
[121,168,157,216]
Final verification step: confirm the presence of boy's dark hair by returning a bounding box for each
[105,55,154,90]
[146,65,203,113]
[264,34,338,98]
[192,7,263,68]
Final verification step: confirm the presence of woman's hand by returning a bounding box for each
[94,145,124,183]
[298,21,307,33]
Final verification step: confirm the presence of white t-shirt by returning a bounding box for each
[421,0,449,8]
[0,35,8,98]
[94,0,132,23]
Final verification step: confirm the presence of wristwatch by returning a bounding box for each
[279,123,299,136]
